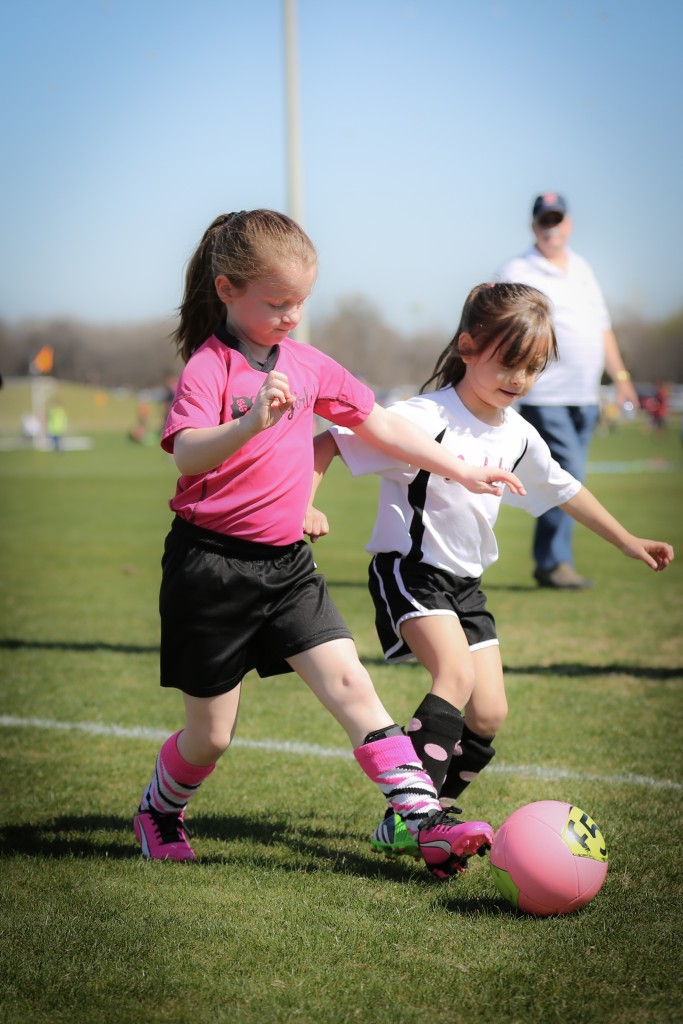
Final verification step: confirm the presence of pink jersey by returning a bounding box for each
[162,326,375,545]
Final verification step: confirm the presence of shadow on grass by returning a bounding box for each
[0,812,451,888]
[323,580,368,590]
[506,663,683,679]
[2,637,680,680]
[0,815,555,915]
[0,638,158,654]
[441,895,519,917]
[361,655,682,680]
[325,579,540,594]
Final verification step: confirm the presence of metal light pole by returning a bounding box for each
[283,0,311,343]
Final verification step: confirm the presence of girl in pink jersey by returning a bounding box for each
[134,211,529,878]
[310,282,674,860]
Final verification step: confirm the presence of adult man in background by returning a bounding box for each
[494,193,639,589]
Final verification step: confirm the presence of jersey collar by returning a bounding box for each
[215,321,280,372]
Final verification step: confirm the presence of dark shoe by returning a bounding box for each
[534,562,594,590]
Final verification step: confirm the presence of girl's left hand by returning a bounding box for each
[303,505,329,542]
[622,537,674,571]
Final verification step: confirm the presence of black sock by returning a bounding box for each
[406,693,464,797]
[440,724,496,802]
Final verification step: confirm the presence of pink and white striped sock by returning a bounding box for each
[141,731,215,816]
[354,733,441,838]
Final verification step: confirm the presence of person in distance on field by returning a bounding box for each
[493,193,640,590]
[309,282,673,861]
[134,210,530,879]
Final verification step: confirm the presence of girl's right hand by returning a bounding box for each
[173,370,295,475]
[246,371,296,432]
[450,463,526,497]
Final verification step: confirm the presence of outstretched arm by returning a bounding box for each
[354,404,526,497]
[562,486,674,571]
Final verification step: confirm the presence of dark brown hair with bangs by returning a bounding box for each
[420,282,558,393]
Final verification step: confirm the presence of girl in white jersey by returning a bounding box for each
[310,282,673,859]
[134,212,530,879]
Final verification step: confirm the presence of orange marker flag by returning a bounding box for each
[32,345,54,374]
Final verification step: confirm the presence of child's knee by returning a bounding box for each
[206,730,233,760]
[466,700,508,738]
[432,664,477,706]
[182,724,233,764]
[341,663,378,700]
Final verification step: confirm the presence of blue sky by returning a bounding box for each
[1,0,681,338]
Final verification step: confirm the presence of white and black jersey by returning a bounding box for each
[331,387,581,580]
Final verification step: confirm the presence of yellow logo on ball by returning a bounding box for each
[562,807,608,861]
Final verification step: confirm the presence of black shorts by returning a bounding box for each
[159,517,352,697]
[368,552,498,664]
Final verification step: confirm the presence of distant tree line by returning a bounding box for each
[610,309,683,385]
[0,318,183,390]
[0,299,681,392]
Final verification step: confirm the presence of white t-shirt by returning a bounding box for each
[331,388,581,579]
[493,246,611,406]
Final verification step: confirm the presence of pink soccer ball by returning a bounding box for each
[490,800,608,917]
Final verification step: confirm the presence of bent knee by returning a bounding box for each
[182,726,233,764]
[432,665,477,706]
[205,732,233,760]
[466,701,508,738]
[338,663,378,697]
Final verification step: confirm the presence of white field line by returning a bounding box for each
[1,714,681,793]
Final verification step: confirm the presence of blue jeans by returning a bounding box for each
[518,404,600,572]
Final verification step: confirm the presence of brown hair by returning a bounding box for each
[421,282,558,393]
[173,209,317,362]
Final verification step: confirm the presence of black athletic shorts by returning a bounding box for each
[159,517,352,697]
[368,552,498,664]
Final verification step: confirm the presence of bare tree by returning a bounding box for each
[312,296,444,389]
[0,302,680,392]
[614,310,683,383]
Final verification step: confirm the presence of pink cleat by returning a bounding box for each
[418,808,494,881]
[134,806,196,862]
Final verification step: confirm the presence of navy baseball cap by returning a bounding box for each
[532,192,568,220]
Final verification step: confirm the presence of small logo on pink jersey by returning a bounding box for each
[232,396,253,418]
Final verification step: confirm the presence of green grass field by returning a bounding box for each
[1,388,682,1024]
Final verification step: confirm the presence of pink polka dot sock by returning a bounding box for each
[407,694,464,797]
[440,725,496,803]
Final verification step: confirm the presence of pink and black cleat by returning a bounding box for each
[134,806,196,862]
[418,808,494,880]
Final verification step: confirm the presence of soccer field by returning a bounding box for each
[1,418,682,1024]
